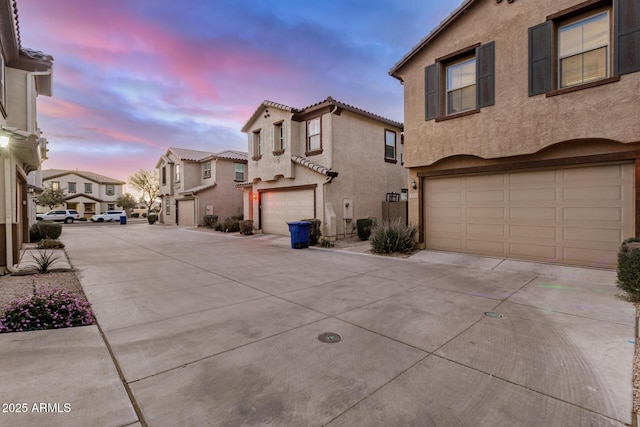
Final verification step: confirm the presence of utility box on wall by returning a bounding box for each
[343,198,353,220]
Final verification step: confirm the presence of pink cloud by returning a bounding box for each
[38,98,88,118]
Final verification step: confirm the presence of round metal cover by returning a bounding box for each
[317,332,341,343]
[484,311,503,319]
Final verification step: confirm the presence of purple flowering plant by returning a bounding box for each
[0,284,95,333]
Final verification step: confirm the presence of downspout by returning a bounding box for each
[4,153,17,273]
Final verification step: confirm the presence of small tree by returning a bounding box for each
[116,193,137,213]
[37,184,66,210]
[128,169,159,213]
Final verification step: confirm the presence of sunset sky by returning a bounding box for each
[17,0,456,183]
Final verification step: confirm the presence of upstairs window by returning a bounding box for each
[203,162,211,179]
[446,57,477,114]
[51,181,60,191]
[385,130,397,163]
[251,129,263,160]
[273,122,286,154]
[68,182,76,193]
[85,183,93,194]
[106,185,114,196]
[306,117,322,154]
[235,163,245,181]
[162,166,166,185]
[175,164,181,183]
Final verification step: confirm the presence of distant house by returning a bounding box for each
[40,169,125,219]
[156,147,248,226]
[0,0,53,272]
[239,97,407,238]
[389,0,640,268]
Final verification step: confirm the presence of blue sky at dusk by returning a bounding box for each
[17,0,457,182]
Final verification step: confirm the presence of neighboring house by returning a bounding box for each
[156,147,247,227]
[40,169,125,219]
[239,97,406,239]
[389,0,640,268]
[0,0,53,272]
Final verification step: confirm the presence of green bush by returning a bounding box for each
[617,237,640,301]
[131,213,140,218]
[222,218,240,232]
[31,250,61,273]
[240,220,254,235]
[37,222,62,240]
[147,214,158,224]
[301,219,321,245]
[30,223,41,242]
[230,214,244,221]
[204,215,218,228]
[356,218,373,241]
[214,222,223,232]
[370,219,417,254]
[37,239,65,250]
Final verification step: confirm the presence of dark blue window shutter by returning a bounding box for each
[528,21,552,96]
[425,64,439,120]
[476,42,495,108]
[615,0,640,75]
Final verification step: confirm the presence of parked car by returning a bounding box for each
[36,209,80,224]
[90,210,127,222]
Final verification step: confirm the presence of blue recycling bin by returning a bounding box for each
[120,215,127,225]
[287,221,311,249]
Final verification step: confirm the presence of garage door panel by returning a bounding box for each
[563,186,621,200]
[563,207,623,222]
[426,222,462,234]
[563,247,617,268]
[510,225,556,240]
[428,207,462,218]
[427,236,463,251]
[510,207,557,220]
[509,188,556,201]
[467,239,504,254]
[510,242,558,259]
[466,207,504,219]
[510,170,556,184]
[466,174,505,187]
[466,190,504,202]
[467,223,504,236]
[563,227,623,244]
[563,164,625,181]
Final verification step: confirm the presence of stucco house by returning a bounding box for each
[0,0,53,272]
[239,97,407,239]
[389,0,640,268]
[40,169,126,219]
[156,147,247,227]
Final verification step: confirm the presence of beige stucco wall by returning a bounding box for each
[196,159,244,224]
[5,67,29,132]
[246,106,295,182]
[394,0,640,168]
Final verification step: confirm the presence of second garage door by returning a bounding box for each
[261,189,315,235]
[178,199,195,227]
[424,163,634,268]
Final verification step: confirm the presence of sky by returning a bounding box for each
[17,0,458,184]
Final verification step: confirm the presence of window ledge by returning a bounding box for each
[385,158,398,164]
[305,149,323,156]
[435,109,480,122]
[546,76,619,97]
[252,155,262,161]
[272,150,285,156]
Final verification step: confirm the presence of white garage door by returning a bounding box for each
[424,163,634,268]
[261,189,315,235]
[178,200,195,227]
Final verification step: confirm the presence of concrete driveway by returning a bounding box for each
[4,223,634,426]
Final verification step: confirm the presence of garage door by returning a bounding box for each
[178,200,195,227]
[424,163,634,268]
[261,189,315,235]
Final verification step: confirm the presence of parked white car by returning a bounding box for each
[90,210,127,222]
[36,209,80,224]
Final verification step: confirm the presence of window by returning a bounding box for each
[175,164,180,182]
[106,185,114,196]
[251,129,263,160]
[68,182,76,193]
[559,12,609,88]
[385,130,397,162]
[51,181,60,191]
[166,197,170,215]
[203,162,211,178]
[235,163,245,181]
[425,42,494,121]
[85,183,92,193]
[107,204,115,210]
[273,122,286,154]
[162,166,166,185]
[306,117,321,154]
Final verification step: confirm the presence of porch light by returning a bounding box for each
[411,180,417,190]
[0,135,9,148]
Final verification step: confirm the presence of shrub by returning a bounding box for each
[147,214,158,224]
[31,250,61,273]
[222,218,240,232]
[214,222,223,232]
[37,239,65,250]
[0,285,95,333]
[319,238,334,248]
[240,220,254,235]
[30,223,42,242]
[230,214,244,221]
[131,212,140,218]
[370,219,417,254]
[356,218,374,241]
[617,237,640,301]
[204,215,218,228]
[37,222,62,240]
[301,219,321,245]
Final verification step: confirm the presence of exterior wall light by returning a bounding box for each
[0,135,9,148]
[411,180,417,189]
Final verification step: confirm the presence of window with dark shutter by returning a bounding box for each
[476,42,495,108]
[528,21,552,96]
[424,64,439,120]
[615,0,640,75]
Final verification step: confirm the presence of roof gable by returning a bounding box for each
[42,169,125,185]
[241,100,297,133]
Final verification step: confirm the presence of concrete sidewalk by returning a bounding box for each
[0,223,634,426]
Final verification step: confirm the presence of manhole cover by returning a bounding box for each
[484,311,503,319]
[318,332,342,343]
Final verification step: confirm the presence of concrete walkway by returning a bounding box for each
[0,223,634,426]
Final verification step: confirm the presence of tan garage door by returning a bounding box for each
[261,189,315,235]
[178,200,195,227]
[424,163,634,268]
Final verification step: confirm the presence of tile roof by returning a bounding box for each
[180,183,217,195]
[42,169,125,184]
[291,155,338,178]
[242,100,298,132]
[169,147,214,161]
[212,150,248,161]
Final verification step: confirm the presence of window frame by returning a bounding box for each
[175,164,181,183]
[51,181,60,191]
[384,129,397,163]
[161,166,166,185]
[107,203,115,211]
[234,163,246,182]
[203,162,212,179]
[273,121,286,155]
[84,183,93,194]
[251,129,263,160]
[446,56,477,115]
[106,184,115,196]
[68,182,76,193]
[306,117,322,156]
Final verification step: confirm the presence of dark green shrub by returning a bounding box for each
[301,219,321,245]
[320,238,333,248]
[370,219,417,254]
[147,214,158,224]
[131,213,140,218]
[222,218,240,232]
[37,239,65,249]
[231,214,244,221]
[240,220,254,235]
[37,222,62,240]
[356,218,373,241]
[214,222,223,232]
[30,223,42,242]
[617,237,640,301]
[204,215,218,228]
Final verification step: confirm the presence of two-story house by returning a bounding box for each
[389,0,640,268]
[0,0,53,273]
[40,169,126,219]
[156,147,247,227]
[239,97,407,239]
